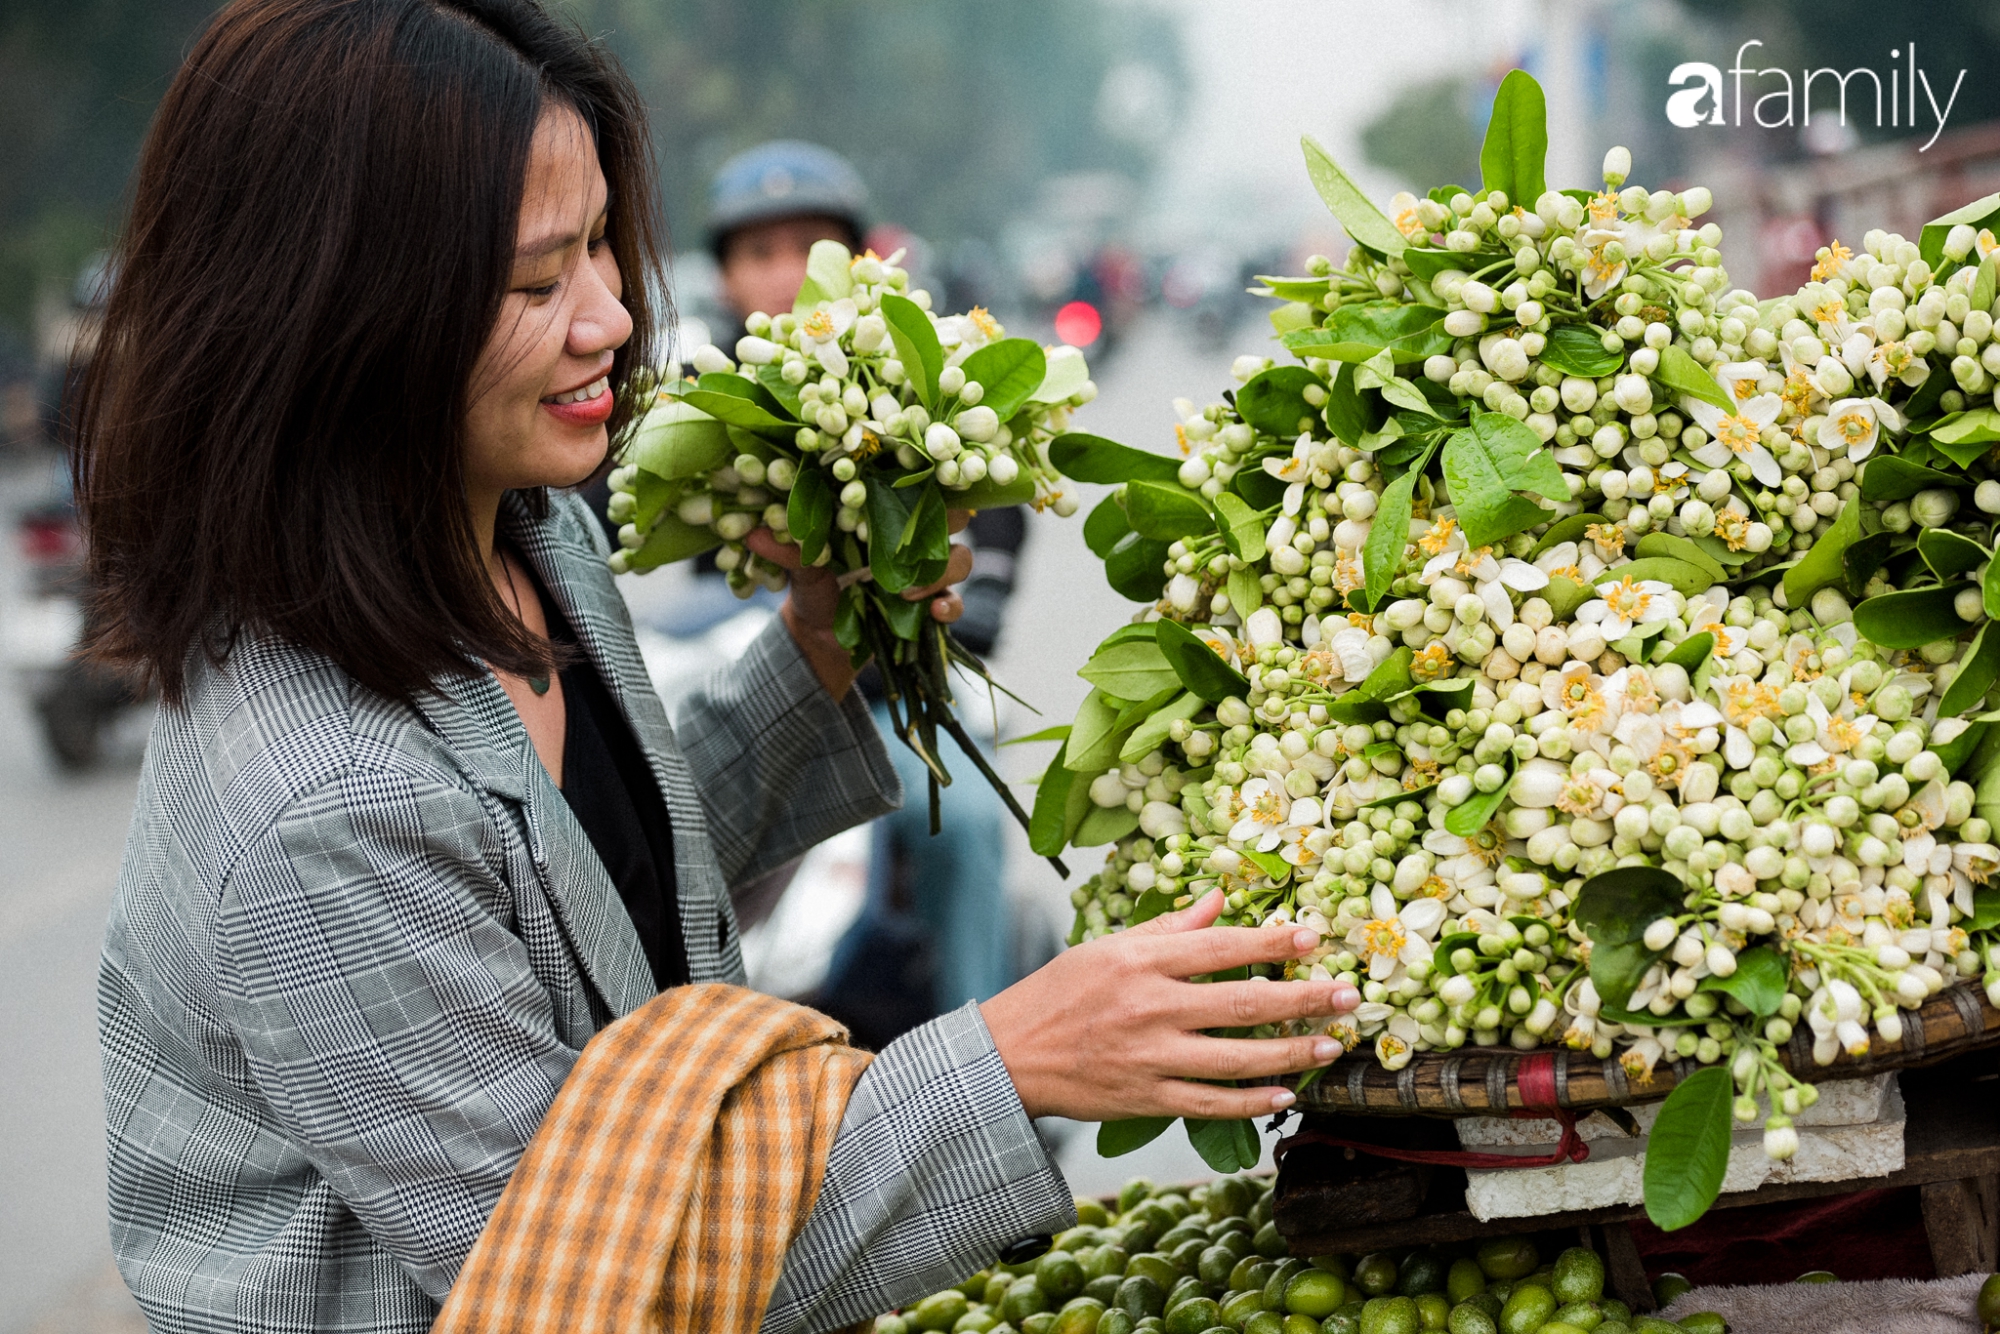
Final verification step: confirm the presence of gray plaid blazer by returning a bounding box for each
[98,490,1072,1334]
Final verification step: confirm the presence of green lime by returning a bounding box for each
[1083,1273,1120,1304]
[1117,1275,1166,1321]
[912,1291,970,1331]
[1056,1228,1099,1254]
[1445,1259,1486,1306]
[1477,1239,1540,1283]
[954,1311,1000,1334]
[1540,1324,1589,1334]
[1485,1284,1511,1307]
[1446,1300,1497,1334]
[1595,1325,1630,1334]
[1649,1274,1692,1308]
[1600,1301,1631,1325]
[1213,1228,1254,1259]
[1163,1276,1202,1312]
[1286,1270,1350,1318]
[1354,1254,1400,1297]
[959,1272,995,1298]
[1414,1292,1450,1331]
[1794,1271,1837,1284]
[1099,1313,1136,1334]
[1159,1224,1208,1255]
[1038,1253,1087,1303]
[1022,1315,1057,1334]
[1241,1314,1285,1334]
[1255,1221,1291,1259]
[1498,1283,1555,1334]
[1119,1179,1156,1213]
[1208,1176,1253,1222]
[1250,1192,1275,1231]
[1162,1297,1220,1334]
[1134,1321,1165,1334]
[1280,1318,1320,1334]
[1630,1320,1685,1334]
[1551,1249,1605,1306]
[1463,1294,1501,1320]
[1551,1301,1603,1329]
[1231,1256,1275,1292]
[1399,1252,1448,1297]
[1077,1199,1112,1227]
[1199,1246,1239,1290]
[1050,1298,1105,1334]
[878,1317,912,1334]
[1169,1238,1210,1277]
[1000,1280,1051,1325]
[1155,1193,1193,1221]
[1265,1260,1311,1309]
[1359,1295,1420,1334]
[1673,1315,1726,1334]
[985,1274,1015,1306]
[1086,1246,1131,1281]
[1324,1301,1366,1334]
[1128,1256,1179,1291]
[1982,1273,2000,1331]
[1221,1289,1268,1326]
[1311,1256,1352,1280]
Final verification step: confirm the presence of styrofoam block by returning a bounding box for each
[1455,1073,1894,1147]
[1460,1081,1905,1222]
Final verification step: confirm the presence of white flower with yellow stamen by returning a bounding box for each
[1261,433,1316,515]
[1345,886,1447,986]
[1710,360,1770,405]
[1577,573,1677,640]
[1783,693,1875,768]
[1417,522,1548,627]
[1867,339,1929,391]
[1683,591,1747,658]
[1685,393,1783,486]
[1389,191,1427,241]
[797,298,858,377]
[1543,661,1617,736]
[1228,778,1321,853]
[1816,396,1903,462]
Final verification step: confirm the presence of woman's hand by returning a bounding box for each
[745,510,975,697]
[980,890,1363,1123]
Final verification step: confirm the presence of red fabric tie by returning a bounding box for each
[1273,1052,1591,1171]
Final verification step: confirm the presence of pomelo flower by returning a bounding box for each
[1686,393,1783,486]
[1228,778,1321,852]
[798,297,857,376]
[1816,396,1903,462]
[1783,693,1876,768]
[1345,887,1447,986]
[1578,573,1676,640]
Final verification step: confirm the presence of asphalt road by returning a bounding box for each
[0,311,1282,1330]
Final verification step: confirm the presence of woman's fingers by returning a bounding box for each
[1124,888,1226,937]
[1172,977,1358,1031]
[1141,921,1321,978]
[1156,1030,1346,1085]
[947,508,972,535]
[1148,1079,1301,1121]
[900,542,974,600]
[742,527,801,570]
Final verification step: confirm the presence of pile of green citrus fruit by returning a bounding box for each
[873,1175,1726,1334]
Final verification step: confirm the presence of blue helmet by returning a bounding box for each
[706,140,867,257]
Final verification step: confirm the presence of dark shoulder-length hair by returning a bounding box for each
[76,0,665,705]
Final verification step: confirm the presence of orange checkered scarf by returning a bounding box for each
[434,983,872,1333]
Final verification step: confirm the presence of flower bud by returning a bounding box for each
[924,422,962,460]
[1613,373,1654,415]
[955,406,1000,443]
[1643,917,1678,952]
[1911,488,1960,528]
[1602,146,1632,187]
[734,335,780,365]
[691,344,734,375]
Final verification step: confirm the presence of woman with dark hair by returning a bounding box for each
[81,1,1361,1329]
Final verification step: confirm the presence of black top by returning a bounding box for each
[539,588,688,991]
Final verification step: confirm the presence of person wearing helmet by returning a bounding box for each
[707,139,867,345]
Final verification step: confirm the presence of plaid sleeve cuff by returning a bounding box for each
[761,1003,1076,1334]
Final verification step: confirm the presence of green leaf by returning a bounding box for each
[1444,751,1517,837]
[1860,455,1964,501]
[786,467,833,565]
[1399,247,1473,282]
[677,388,794,433]
[1049,433,1185,484]
[1085,493,1133,558]
[1098,1117,1175,1158]
[1591,557,1713,601]
[1532,512,1609,558]
[1655,344,1732,414]
[1124,480,1214,541]
[1360,471,1418,612]
[1064,689,1123,773]
[1919,527,1991,580]
[1643,1067,1735,1232]
[1479,69,1549,207]
[1128,886,1180,927]
[1283,302,1449,364]
[1031,344,1091,405]
[1934,719,1993,779]
[696,371,797,423]
[1574,866,1684,1010]
[626,402,734,480]
[1977,254,1999,317]
[1931,408,2000,468]
[1122,691,1207,764]
[1920,193,2000,269]
[1300,134,1406,256]
[879,292,943,411]
[1537,324,1624,378]
[1987,556,2000,622]
[1213,492,1268,563]
[755,363,805,420]
[1783,494,1865,608]
[1157,618,1253,704]
[1695,945,1787,1019]
[1441,413,1565,547]
[959,338,1046,420]
[1186,1115,1263,1174]
[1853,583,1974,649]
[625,512,722,571]
[1075,803,1142,847]
[626,470,675,532]
[1635,533,1727,584]
[1967,887,2000,934]
[1079,638,1182,701]
[1105,531,1173,603]
[1005,724,1071,746]
[1321,361,1380,446]
[791,238,854,313]
[1942,622,2000,717]
[1252,274,1334,303]
[1029,741,1078,857]
[1661,632,1715,672]
[861,479,918,593]
[1227,567,1263,621]
[1236,365,1326,438]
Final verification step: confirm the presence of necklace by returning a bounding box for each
[497,549,552,695]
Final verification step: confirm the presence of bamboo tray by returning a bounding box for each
[1297,982,2000,1116]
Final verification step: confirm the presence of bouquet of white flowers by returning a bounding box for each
[605,241,1092,857]
[1036,70,2000,1230]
